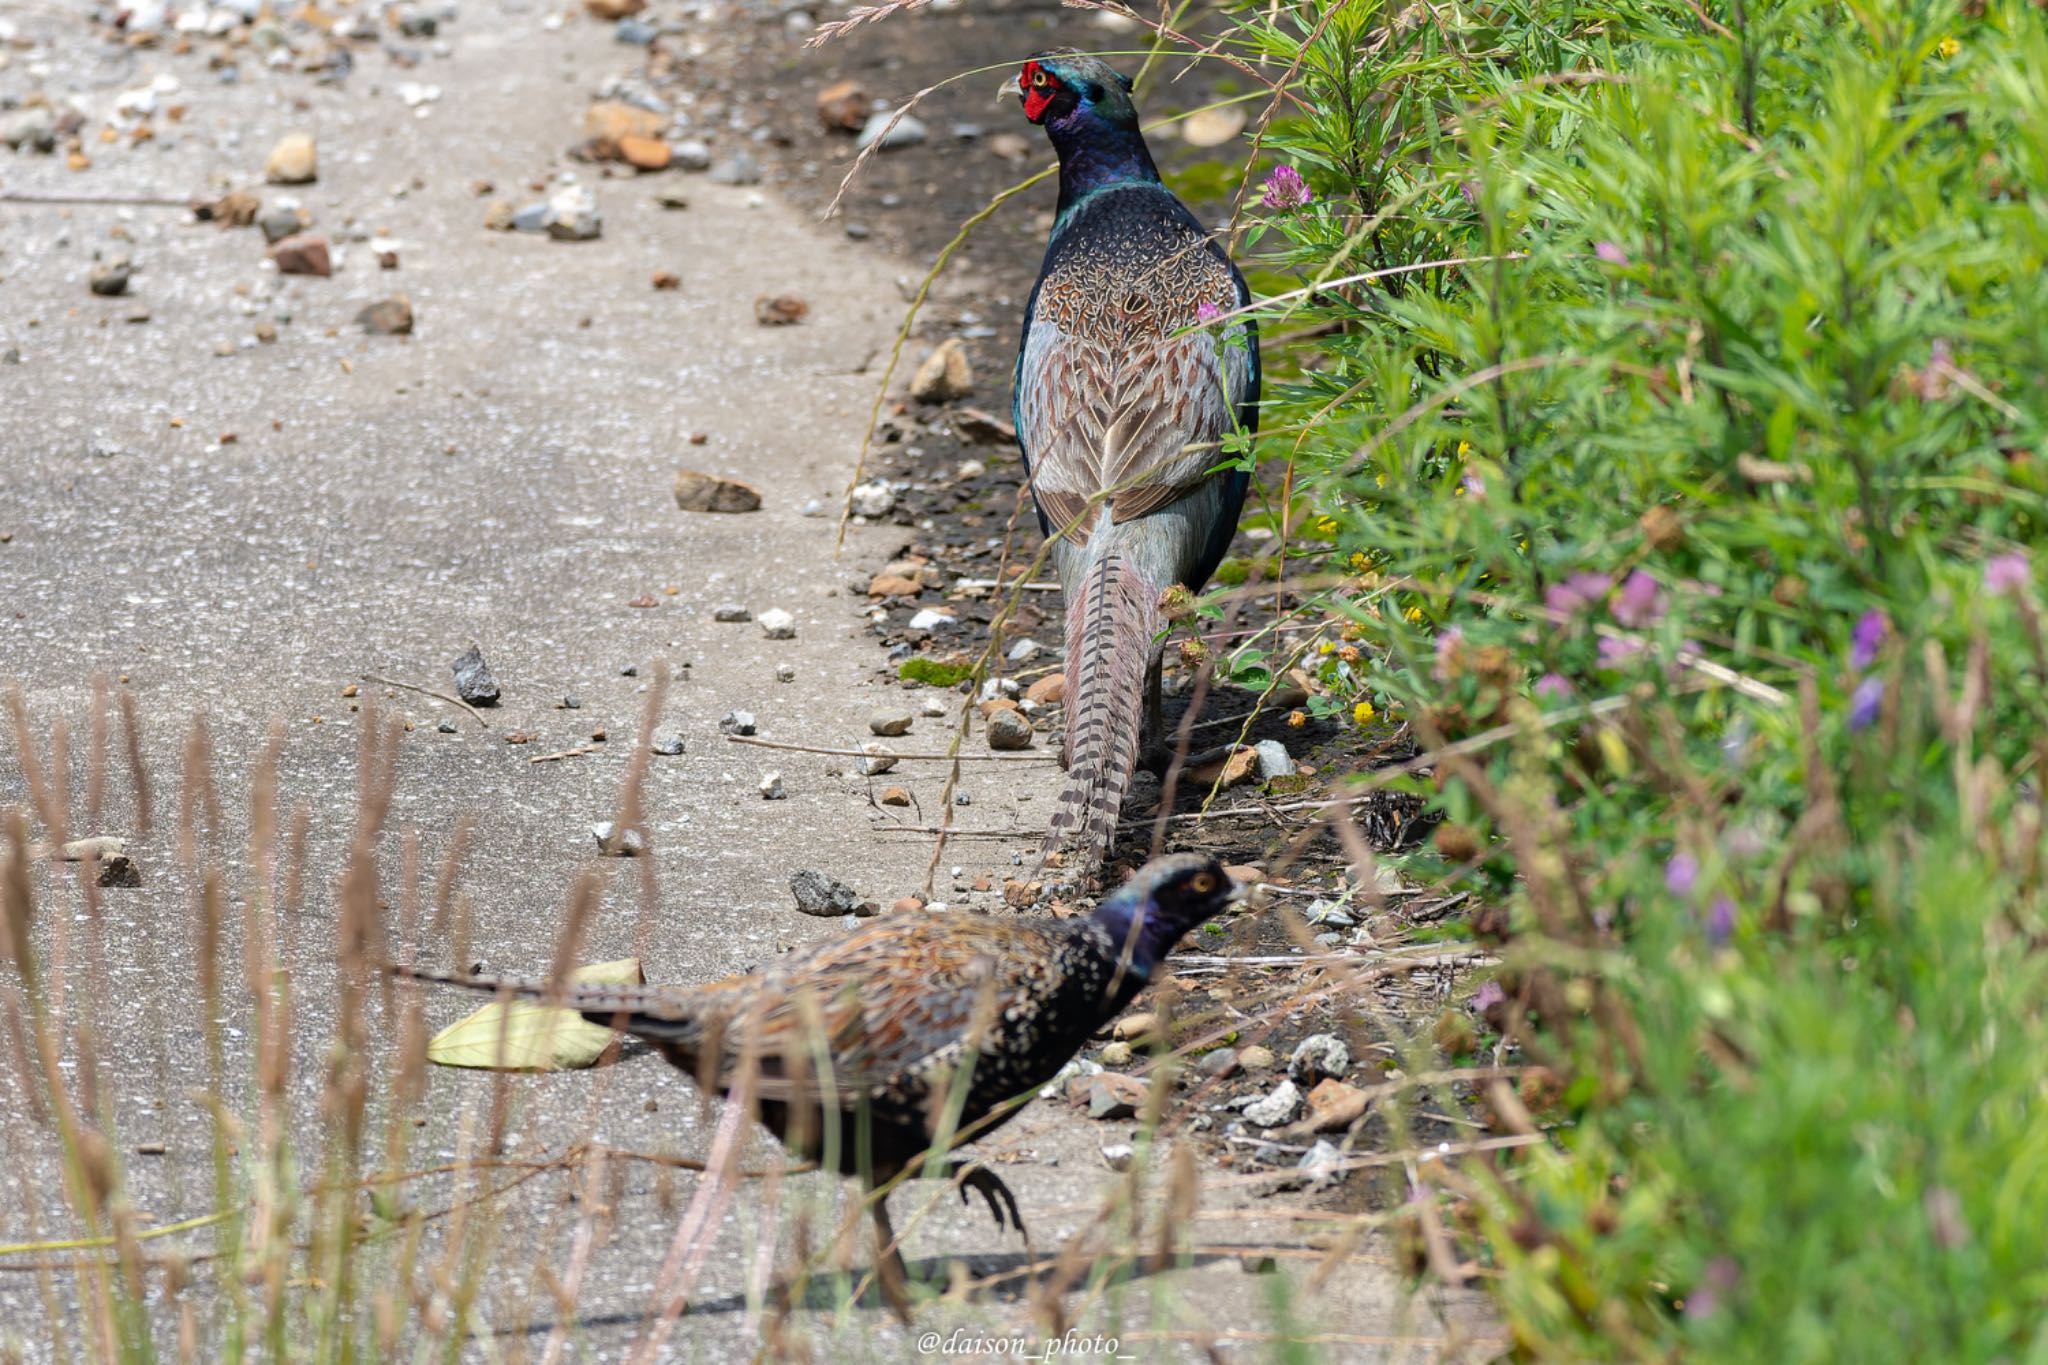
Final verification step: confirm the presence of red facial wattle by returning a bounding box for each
[1020,62,1058,123]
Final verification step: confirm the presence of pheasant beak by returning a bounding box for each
[995,78,1022,105]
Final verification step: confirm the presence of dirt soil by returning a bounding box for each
[0,0,1495,1357]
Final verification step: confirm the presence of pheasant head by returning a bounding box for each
[1088,853,1239,973]
[1016,50,1138,130]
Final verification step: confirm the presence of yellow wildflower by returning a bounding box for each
[1405,606,1424,624]
[1348,551,1371,573]
[1457,441,1472,457]
[1319,640,1336,655]
[1313,516,1340,535]
[1938,35,1960,57]
[1353,699,1376,726]
[1286,709,1308,729]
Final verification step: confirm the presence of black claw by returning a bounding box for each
[951,1164,1027,1239]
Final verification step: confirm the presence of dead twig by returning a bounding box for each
[723,734,1054,762]
[359,674,489,729]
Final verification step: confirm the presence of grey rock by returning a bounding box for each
[1196,1047,1239,1079]
[986,709,1033,751]
[510,201,550,233]
[775,663,796,683]
[649,733,686,756]
[759,771,786,800]
[1039,1056,1101,1100]
[857,742,898,776]
[718,710,757,736]
[96,853,142,888]
[1297,1138,1343,1188]
[713,603,752,623]
[591,821,646,857]
[1100,1143,1136,1172]
[790,868,867,916]
[543,185,602,241]
[88,259,133,297]
[1097,1040,1133,1067]
[614,16,656,42]
[1254,739,1294,780]
[757,607,796,640]
[867,708,913,737]
[953,791,972,806]
[907,608,954,632]
[1241,1078,1302,1127]
[450,643,500,706]
[707,152,761,185]
[1238,1044,1276,1071]
[58,837,127,862]
[1288,1034,1350,1084]
[1084,1075,1140,1120]
[1004,637,1042,664]
[437,719,458,734]
[560,695,582,710]
[258,205,307,244]
[1305,899,1357,928]
[0,106,57,153]
[856,111,927,151]
[848,480,895,518]
[673,139,713,172]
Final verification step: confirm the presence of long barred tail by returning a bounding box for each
[1044,551,1161,871]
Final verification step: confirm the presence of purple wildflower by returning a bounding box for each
[1432,626,1464,682]
[1686,1257,1741,1319]
[1665,851,1699,898]
[1470,979,1505,1012]
[1850,609,1889,670]
[1260,163,1313,211]
[1461,471,1485,496]
[1534,672,1574,700]
[1598,635,1643,667]
[1612,569,1667,629]
[1985,550,2030,597]
[1544,571,1612,616]
[1705,897,1736,946]
[1849,675,1884,731]
[1196,299,1224,324]
[1594,240,1629,266]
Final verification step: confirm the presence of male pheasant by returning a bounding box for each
[391,853,1237,1320]
[1011,50,1261,874]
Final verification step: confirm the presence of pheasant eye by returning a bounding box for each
[1189,873,1216,894]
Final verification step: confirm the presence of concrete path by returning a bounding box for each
[0,2,1488,1358]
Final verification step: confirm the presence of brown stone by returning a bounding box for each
[815,78,869,132]
[878,786,911,807]
[754,293,808,326]
[672,469,763,514]
[1281,1078,1369,1138]
[1024,673,1066,705]
[619,134,671,170]
[584,0,645,17]
[269,233,330,276]
[356,296,413,335]
[977,697,1019,717]
[264,132,316,184]
[201,188,261,227]
[1189,745,1257,788]
[584,100,664,158]
[909,338,972,402]
[651,269,681,291]
[868,574,921,598]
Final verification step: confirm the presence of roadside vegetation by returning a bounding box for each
[1200,0,2048,1354]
